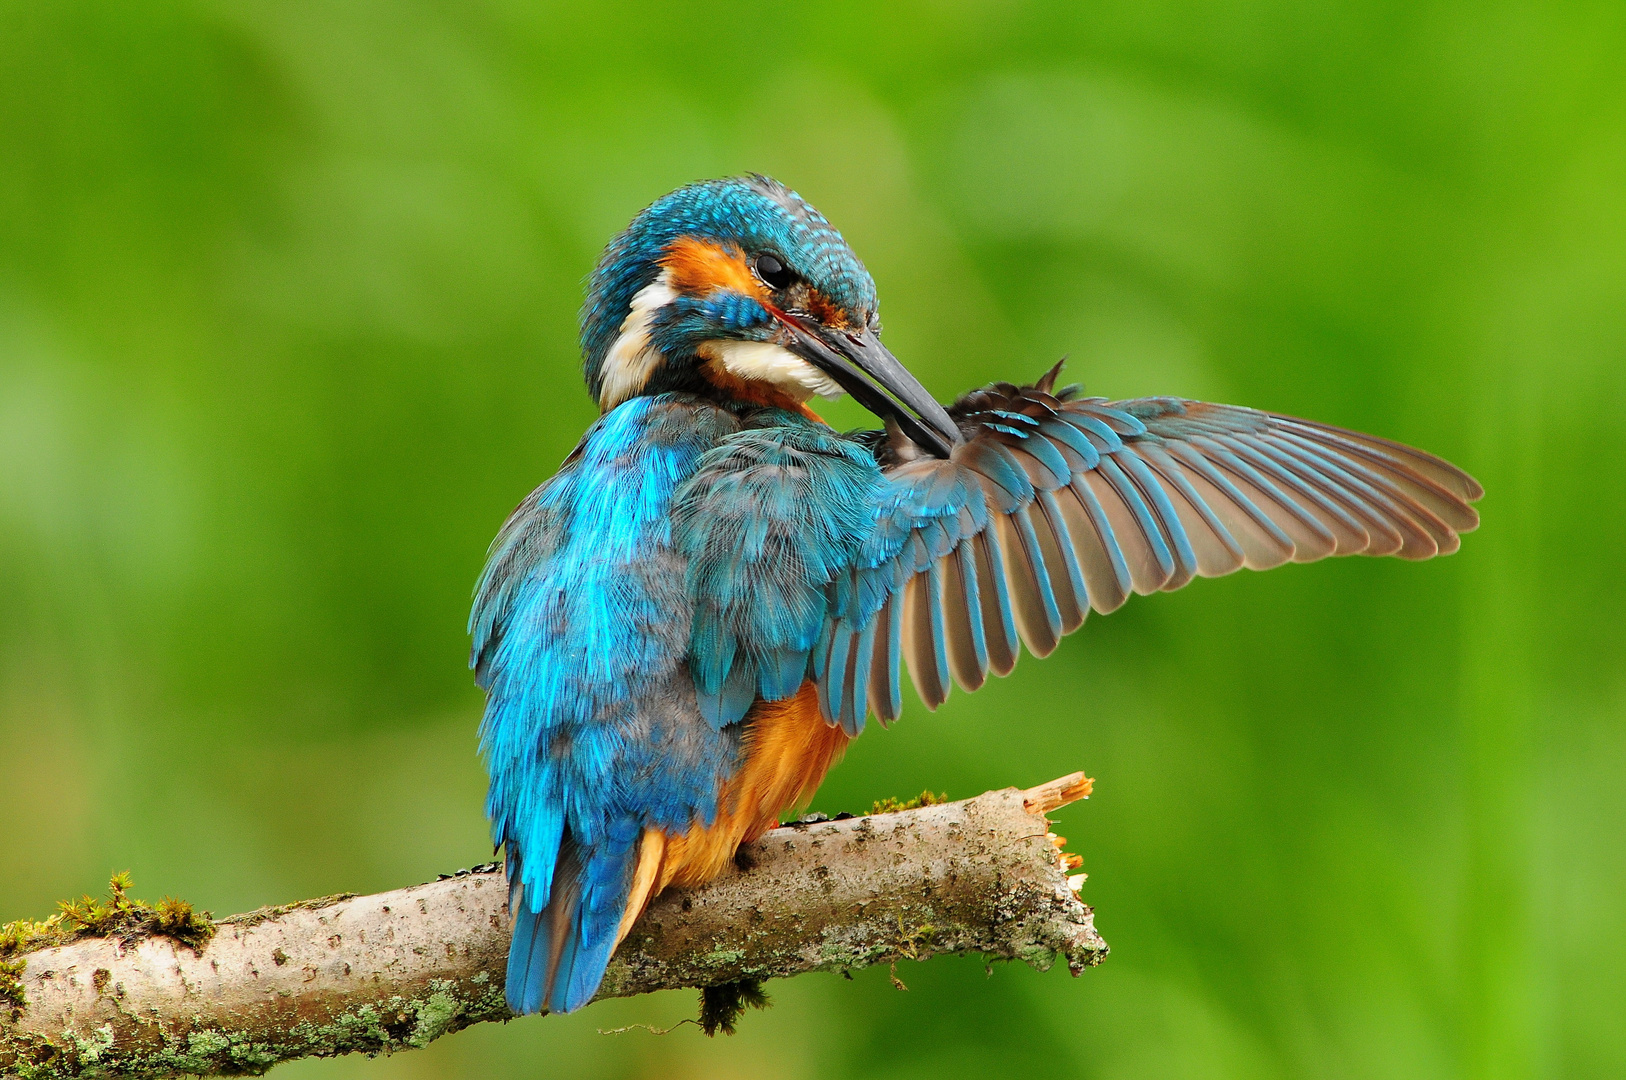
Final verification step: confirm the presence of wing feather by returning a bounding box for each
[1267,430,1445,558]
[1213,436,1371,554]
[1126,443,1247,577]
[1112,449,1199,590]
[1088,457,1177,594]
[1185,434,1340,564]
[996,505,1063,657]
[820,620,854,727]
[846,615,877,735]
[1033,490,1089,633]
[973,528,1021,676]
[1251,433,1406,554]
[813,382,1481,724]
[1277,418,1485,502]
[1199,434,1343,562]
[1158,440,1296,569]
[903,560,952,708]
[944,539,989,692]
[1060,476,1133,613]
[869,594,904,723]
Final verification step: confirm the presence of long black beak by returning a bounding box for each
[781,319,961,458]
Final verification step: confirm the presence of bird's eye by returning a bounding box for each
[754,253,793,291]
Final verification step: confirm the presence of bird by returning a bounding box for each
[469,174,1482,1016]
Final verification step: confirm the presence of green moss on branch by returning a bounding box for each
[869,790,947,814]
[0,873,215,1021]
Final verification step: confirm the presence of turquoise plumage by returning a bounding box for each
[471,175,1483,1018]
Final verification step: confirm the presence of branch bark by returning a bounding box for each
[2,774,1105,1079]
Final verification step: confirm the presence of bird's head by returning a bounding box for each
[580,175,959,456]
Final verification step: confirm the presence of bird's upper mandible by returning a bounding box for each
[579,174,962,458]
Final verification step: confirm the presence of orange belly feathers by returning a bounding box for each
[615,681,848,941]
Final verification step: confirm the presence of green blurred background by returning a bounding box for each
[3,2,1623,1078]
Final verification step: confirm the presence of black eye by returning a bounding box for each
[754,253,793,291]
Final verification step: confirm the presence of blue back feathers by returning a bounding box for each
[472,394,881,1013]
[473,395,742,1013]
[674,410,880,728]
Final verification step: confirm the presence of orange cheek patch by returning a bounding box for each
[660,237,769,301]
[805,289,850,329]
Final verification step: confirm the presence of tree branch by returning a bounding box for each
[2,774,1105,1079]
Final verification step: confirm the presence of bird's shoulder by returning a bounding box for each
[671,406,884,564]
[488,393,742,555]
[468,394,742,681]
[665,406,888,728]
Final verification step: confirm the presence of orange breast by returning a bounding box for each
[663,681,848,888]
[614,682,849,942]
[696,359,829,420]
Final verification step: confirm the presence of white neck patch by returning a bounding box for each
[697,340,844,402]
[597,271,679,411]
[596,268,846,408]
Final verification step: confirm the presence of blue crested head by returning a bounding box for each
[579,175,961,456]
[582,176,874,405]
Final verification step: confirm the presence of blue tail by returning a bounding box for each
[505,820,641,1015]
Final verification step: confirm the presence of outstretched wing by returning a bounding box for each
[814,368,1483,734]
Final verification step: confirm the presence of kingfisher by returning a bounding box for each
[470,175,1482,1016]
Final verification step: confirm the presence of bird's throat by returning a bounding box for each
[697,346,832,421]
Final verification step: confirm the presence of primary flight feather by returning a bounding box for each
[470,175,1482,1015]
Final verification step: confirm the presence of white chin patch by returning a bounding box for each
[598,273,678,410]
[699,340,844,402]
